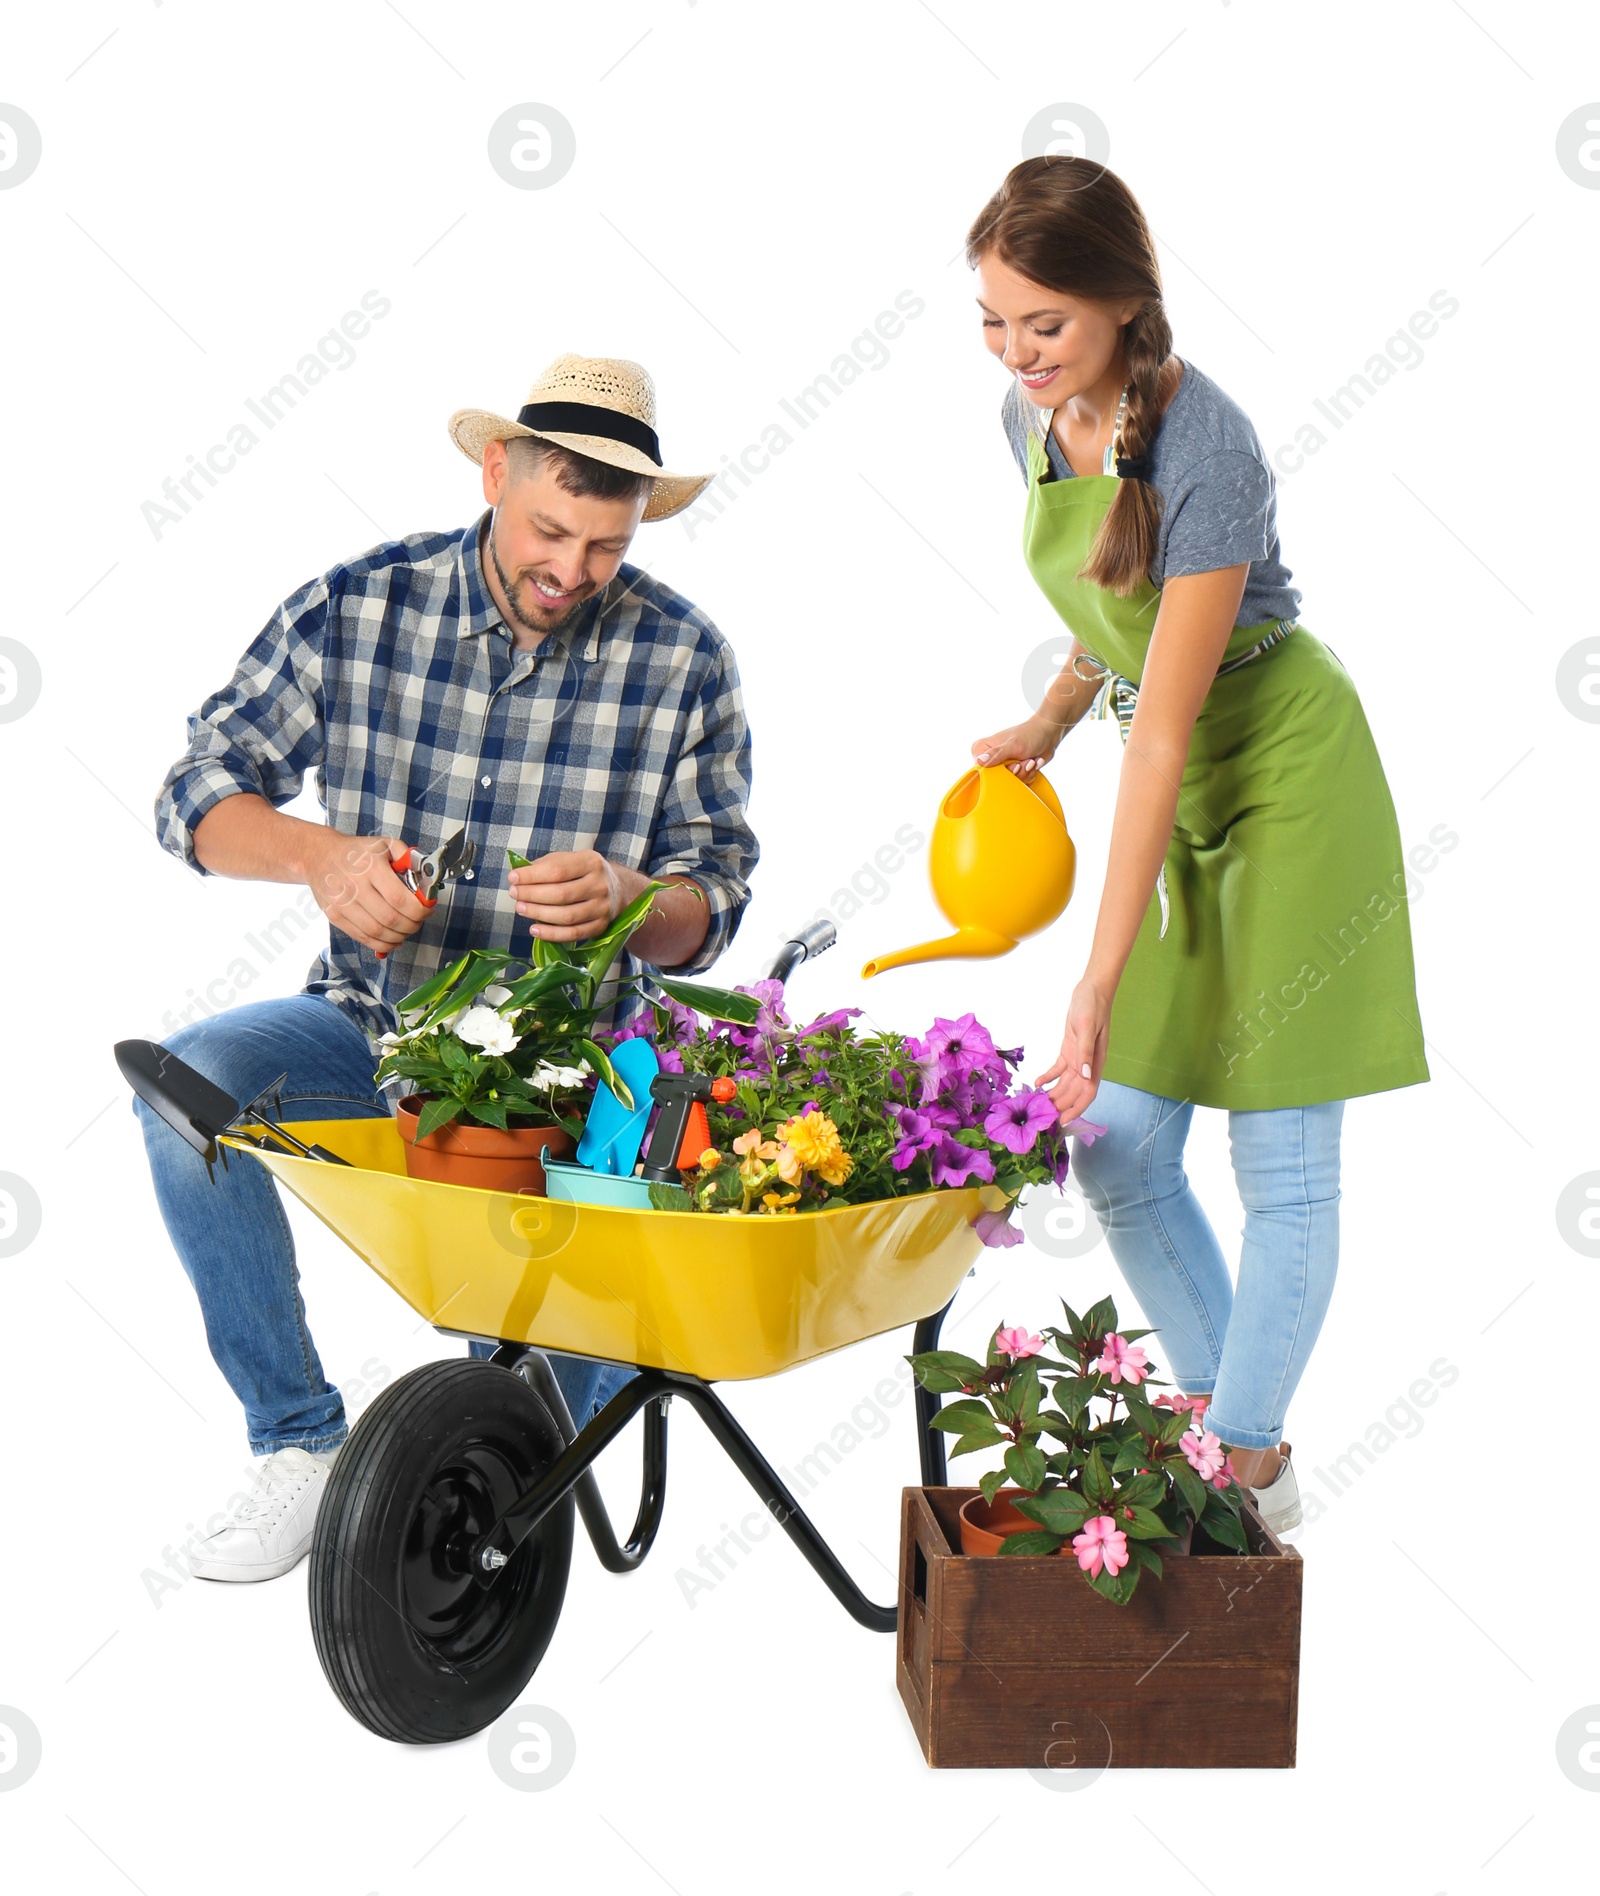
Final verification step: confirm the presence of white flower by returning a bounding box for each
[531,1058,592,1090]
[483,984,513,1006]
[452,1005,522,1056]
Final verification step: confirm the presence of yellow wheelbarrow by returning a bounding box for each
[117,1014,991,1746]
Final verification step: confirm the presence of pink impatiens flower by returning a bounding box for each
[994,1326,1045,1361]
[1211,1454,1236,1491]
[1181,1430,1228,1483]
[1155,1392,1209,1418]
[1072,1515,1130,1578]
[1095,1334,1149,1386]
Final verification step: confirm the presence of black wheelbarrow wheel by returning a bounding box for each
[309,1358,574,1744]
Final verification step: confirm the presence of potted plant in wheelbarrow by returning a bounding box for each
[375,869,758,1193]
[897,1295,1304,1769]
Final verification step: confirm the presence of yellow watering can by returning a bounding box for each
[861,765,1076,977]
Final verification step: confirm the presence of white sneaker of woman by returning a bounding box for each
[189,1445,340,1582]
[1244,1442,1302,1542]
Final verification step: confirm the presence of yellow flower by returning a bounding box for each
[697,1147,722,1173]
[778,1112,854,1189]
[761,1190,800,1216]
[774,1144,804,1186]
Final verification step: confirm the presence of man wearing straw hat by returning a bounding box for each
[138,353,759,1583]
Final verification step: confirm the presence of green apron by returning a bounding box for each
[1023,429,1429,1110]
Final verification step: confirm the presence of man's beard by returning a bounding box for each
[488,514,591,634]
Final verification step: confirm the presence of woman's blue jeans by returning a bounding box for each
[133,994,635,1456]
[1069,1079,1344,1451]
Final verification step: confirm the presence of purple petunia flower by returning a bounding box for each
[796,1006,862,1037]
[926,1013,1009,1085]
[899,1033,944,1104]
[711,978,791,1055]
[929,1135,995,1188]
[942,1071,998,1124]
[975,1206,1026,1248]
[886,1103,939,1171]
[984,1087,1062,1155]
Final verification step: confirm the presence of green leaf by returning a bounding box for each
[396,951,473,1021]
[506,847,534,869]
[1014,1489,1091,1536]
[1118,1505,1172,1541]
[415,1096,465,1140]
[978,1467,1009,1507]
[463,1097,511,1130]
[496,962,584,1013]
[651,975,761,1024]
[439,1036,472,1072]
[414,953,515,1033]
[647,1182,693,1211]
[1115,1471,1166,1510]
[1081,1295,1118,1340]
[927,1399,994,1435]
[906,1350,988,1395]
[576,1038,631,1111]
[997,1530,1065,1558]
[1202,1497,1250,1554]
[581,883,666,990]
[1082,1446,1114,1507]
[1004,1442,1047,1493]
[949,1425,1005,1458]
[1172,1463,1208,1521]
[1129,1543,1163,1578]
[1158,1408,1194,1446]
[1087,1561,1140,1606]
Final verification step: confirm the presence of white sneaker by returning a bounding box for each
[1245,1442,1302,1541]
[189,1445,340,1583]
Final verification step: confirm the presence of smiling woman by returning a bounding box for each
[956,154,1429,1542]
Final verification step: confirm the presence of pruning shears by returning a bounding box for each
[377,825,477,960]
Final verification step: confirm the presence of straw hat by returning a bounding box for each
[448,354,712,522]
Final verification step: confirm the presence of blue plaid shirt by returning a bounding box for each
[155,510,758,1042]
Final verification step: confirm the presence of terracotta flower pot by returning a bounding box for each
[958,1487,1071,1558]
[957,1487,1195,1559]
[396,1095,575,1195]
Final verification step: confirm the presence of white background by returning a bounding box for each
[1,3,1597,1891]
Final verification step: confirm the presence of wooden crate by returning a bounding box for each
[896,1486,1302,1769]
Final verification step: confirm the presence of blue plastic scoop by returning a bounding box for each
[575,1038,662,1176]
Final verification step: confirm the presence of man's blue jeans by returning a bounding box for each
[133,994,636,1455]
[1070,1080,1345,1451]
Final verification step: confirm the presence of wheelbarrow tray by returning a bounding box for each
[230,1117,991,1381]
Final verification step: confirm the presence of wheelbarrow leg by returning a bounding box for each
[912,1295,956,1488]
[491,1346,668,1573]
[663,1377,898,1634]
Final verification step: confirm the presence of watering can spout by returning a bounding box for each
[860,926,1015,980]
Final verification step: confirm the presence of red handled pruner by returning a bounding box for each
[377,825,476,959]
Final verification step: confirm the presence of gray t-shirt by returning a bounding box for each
[1001,357,1302,627]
